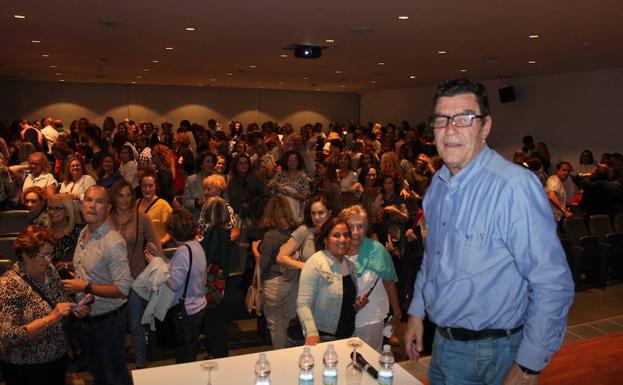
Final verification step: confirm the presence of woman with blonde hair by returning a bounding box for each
[199,196,231,358]
[46,193,84,265]
[338,205,401,351]
[251,196,299,348]
[199,174,240,242]
[22,152,57,197]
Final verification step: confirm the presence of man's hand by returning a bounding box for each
[502,363,540,385]
[62,278,88,294]
[404,315,424,360]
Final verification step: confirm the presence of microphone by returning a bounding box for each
[350,351,378,379]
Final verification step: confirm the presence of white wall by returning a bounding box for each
[361,68,623,165]
[0,81,360,131]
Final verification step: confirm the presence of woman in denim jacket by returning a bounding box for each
[296,218,368,345]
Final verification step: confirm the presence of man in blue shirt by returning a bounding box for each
[404,79,574,385]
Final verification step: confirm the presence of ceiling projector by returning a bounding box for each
[284,44,326,59]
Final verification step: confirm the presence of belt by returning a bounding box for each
[80,305,125,323]
[437,325,523,341]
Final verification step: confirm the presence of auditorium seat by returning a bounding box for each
[589,214,623,282]
[562,217,606,288]
[0,210,30,237]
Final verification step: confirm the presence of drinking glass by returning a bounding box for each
[345,339,363,385]
[200,361,218,385]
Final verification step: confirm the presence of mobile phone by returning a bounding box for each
[71,293,94,313]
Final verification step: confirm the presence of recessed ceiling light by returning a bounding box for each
[280,54,288,58]
[152,60,159,63]
[303,77,309,80]
[165,47,174,50]
[143,68,149,72]
[59,79,64,82]
[398,16,409,20]
[529,34,540,39]
[131,81,136,84]
[185,27,196,31]
[460,69,467,72]
[377,62,385,66]
[335,70,342,74]
[325,39,335,43]
[210,78,216,82]
[14,15,26,19]
[371,80,376,84]
[409,75,416,79]
[315,88,321,91]
[227,73,233,76]
[42,54,50,58]
[197,83,203,86]
[279,82,284,85]
[249,65,257,69]
[55,72,62,76]
[340,85,345,88]
[31,40,40,43]
[49,65,56,68]
[528,60,536,64]
[136,75,142,79]
[437,50,447,54]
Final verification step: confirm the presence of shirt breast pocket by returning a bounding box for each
[445,226,491,275]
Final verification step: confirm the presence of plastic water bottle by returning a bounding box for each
[254,353,271,385]
[322,344,338,385]
[298,346,315,385]
[378,344,394,385]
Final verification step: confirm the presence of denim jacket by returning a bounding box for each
[297,250,359,338]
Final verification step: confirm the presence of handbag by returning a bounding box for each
[201,226,227,307]
[245,259,264,316]
[155,244,193,349]
[205,262,226,306]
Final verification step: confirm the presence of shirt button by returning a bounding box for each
[442,222,446,226]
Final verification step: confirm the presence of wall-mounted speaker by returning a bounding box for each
[498,86,516,103]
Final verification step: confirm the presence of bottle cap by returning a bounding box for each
[383,345,391,352]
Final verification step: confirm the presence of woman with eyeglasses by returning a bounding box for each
[46,193,84,267]
[0,225,90,385]
[22,152,57,198]
[58,157,96,201]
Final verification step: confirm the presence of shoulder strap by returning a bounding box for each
[20,272,55,308]
[181,244,193,300]
[144,197,162,214]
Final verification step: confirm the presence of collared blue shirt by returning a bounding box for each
[409,146,574,371]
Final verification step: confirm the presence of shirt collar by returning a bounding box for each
[436,145,492,187]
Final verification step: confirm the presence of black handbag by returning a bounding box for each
[156,244,193,349]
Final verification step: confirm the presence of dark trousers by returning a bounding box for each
[174,307,207,363]
[202,305,229,358]
[1,355,67,385]
[78,310,132,385]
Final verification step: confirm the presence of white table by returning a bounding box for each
[132,337,423,385]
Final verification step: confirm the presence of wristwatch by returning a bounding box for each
[517,363,541,375]
[84,282,93,295]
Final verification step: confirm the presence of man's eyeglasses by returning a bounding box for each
[429,113,484,129]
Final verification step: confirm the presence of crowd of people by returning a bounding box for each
[0,78,619,385]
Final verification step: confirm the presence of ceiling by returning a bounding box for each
[1,0,622,93]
